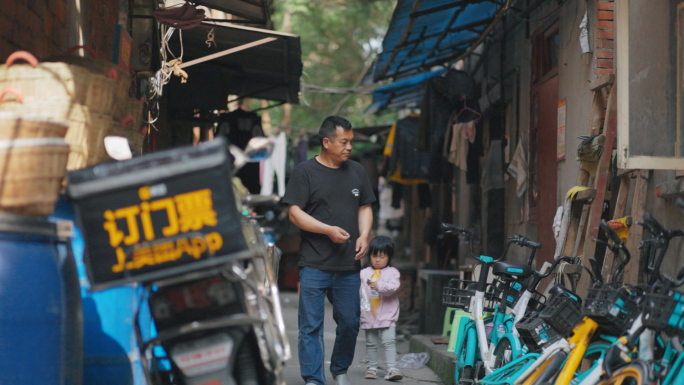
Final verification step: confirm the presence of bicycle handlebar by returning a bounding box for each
[242,194,281,207]
[507,234,542,249]
[441,223,479,263]
[539,256,578,279]
[526,256,578,292]
[504,234,541,267]
[601,220,623,245]
[597,219,630,284]
[441,224,542,266]
[637,212,684,288]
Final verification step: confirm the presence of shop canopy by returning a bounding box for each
[166,22,302,114]
[373,0,500,82]
[367,67,446,114]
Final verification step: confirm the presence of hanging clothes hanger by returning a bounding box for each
[454,96,481,122]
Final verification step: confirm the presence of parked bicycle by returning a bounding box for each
[441,224,551,384]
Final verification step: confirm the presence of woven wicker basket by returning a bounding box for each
[0,88,75,123]
[0,51,87,105]
[124,97,144,131]
[85,114,113,166]
[108,120,144,154]
[127,127,145,154]
[64,104,90,171]
[0,138,70,216]
[0,111,69,140]
[48,47,130,117]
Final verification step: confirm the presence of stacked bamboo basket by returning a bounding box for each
[0,48,145,216]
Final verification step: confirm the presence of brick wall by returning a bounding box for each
[595,0,615,77]
[85,0,121,62]
[0,0,120,62]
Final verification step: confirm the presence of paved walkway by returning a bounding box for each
[279,290,444,385]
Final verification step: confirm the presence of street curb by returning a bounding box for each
[407,335,455,385]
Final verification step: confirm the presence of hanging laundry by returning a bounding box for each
[260,131,287,197]
[417,69,479,184]
[506,137,528,197]
[152,3,206,30]
[465,120,483,185]
[481,140,505,192]
[446,120,477,170]
[217,103,264,194]
[390,115,431,181]
[378,178,404,221]
[292,130,309,166]
[383,116,428,185]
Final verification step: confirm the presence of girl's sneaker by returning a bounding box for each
[384,368,403,381]
[364,368,378,379]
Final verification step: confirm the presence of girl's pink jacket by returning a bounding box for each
[360,266,401,330]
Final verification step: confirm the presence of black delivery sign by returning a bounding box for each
[67,138,249,289]
[105,185,223,273]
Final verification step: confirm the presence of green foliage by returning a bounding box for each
[270,0,398,134]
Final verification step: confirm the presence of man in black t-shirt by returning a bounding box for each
[283,116,375,385]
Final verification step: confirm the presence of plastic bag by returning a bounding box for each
[360,286,371,312]
[397,352,430,369]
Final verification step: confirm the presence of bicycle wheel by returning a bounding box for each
[455,326,478,384]
[494,338,513,369]
[530,350,567,385]
[596,361,652,385]
[572,339,612,385]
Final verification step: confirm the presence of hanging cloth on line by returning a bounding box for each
[153,3,206,30]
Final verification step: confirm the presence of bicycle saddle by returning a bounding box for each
[548,284,582,305]
[492,261,533,280]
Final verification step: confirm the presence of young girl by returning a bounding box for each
[360,236,403,381]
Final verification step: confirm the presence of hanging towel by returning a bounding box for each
[506,137,528,197]
[260,132,287,196]
[447,122,467,169]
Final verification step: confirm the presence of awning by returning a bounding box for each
[367,67,446,114]
[373,0,501,82]
[191,0,271,26]
[166,22,302,115]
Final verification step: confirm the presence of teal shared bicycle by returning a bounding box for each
[442,224,546,384]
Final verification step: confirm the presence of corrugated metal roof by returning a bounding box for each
[373,0,500,82]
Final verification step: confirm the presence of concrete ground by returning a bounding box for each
[278,290,445,385]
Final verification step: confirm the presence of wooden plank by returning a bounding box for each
[577,92,607,186]
[554,197,573,258]
[588,91,606,139]
[601,173,632,281]
[562,203,583,257]
[622,170,650,284]
[574,188,597,204]
[572,205,590,258]
[580,83,618,268]
[612,174,632,219]
[590,73,616,91]
[617,168,636,177]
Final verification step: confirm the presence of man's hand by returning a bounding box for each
[327,226,351,243]
[354,235,369,260]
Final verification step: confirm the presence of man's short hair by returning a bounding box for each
[319,115,352,145]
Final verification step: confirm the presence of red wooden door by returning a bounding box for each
[529,20,560,267]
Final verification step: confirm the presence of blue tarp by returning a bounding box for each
[373,0,500,82]
[367,67,445,114]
